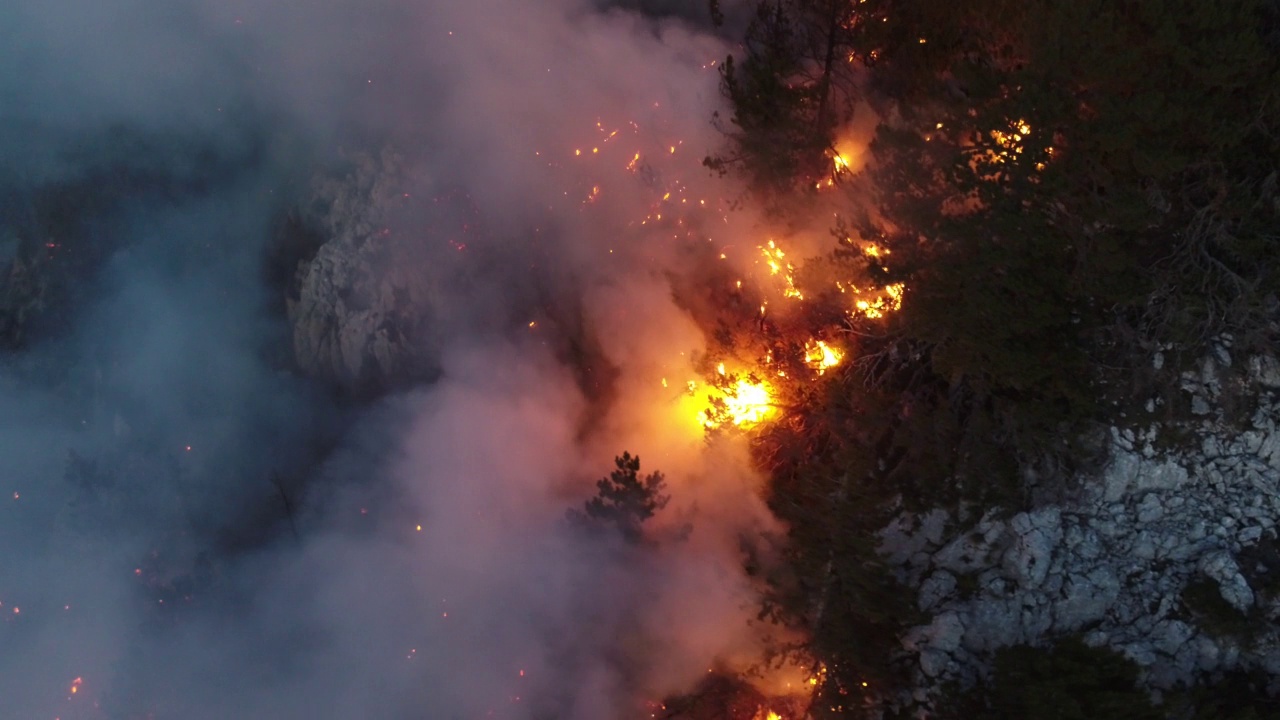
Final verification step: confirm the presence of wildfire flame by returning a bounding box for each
[719,378,773,426]
[991,118,1031,151]
[698,364,774,429]
[759,240,803,299]
[804,340,843,374]
[987,118,1053,171]
[853,282,904,319]
[863,243,888,259]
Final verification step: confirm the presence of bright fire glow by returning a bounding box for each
[991,119,1031,150]
[720,379,773,426]
[828,134,865,177]
[759,240,803,299]
[863,243,889,258]
[804,340,843,374]
[696,364,775,429]
[853,282,904,319]
[986,118,1052,171]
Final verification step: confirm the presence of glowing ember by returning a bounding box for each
[721,379,772,425]
[761,241,785,275]
[804,340,843,374]
[699,366,775,430]
[862,243,889,258]
[69,677,82,695]
[853,282,904,319]
[987,118,1037,165]
[759,240,803,299]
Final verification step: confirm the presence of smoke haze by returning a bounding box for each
[0,0,793,718]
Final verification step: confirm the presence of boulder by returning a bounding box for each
[1199,550,1255,611]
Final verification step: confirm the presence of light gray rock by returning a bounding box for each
[880,510,952,567]
[1123,643,1158,667]
[1201,357,1221,391]
[897,360,1280,700]
[1153,619,1194,656]
[1083,629,1110,647]
[1137,493,1165,523]
[1003,509,1062,589]
[1191,634,1220,671]
[1251,355,1280,388]
[1199,550,1255,611]
[1192,394,1213,415]
[918,571,957,612]
[1137,459,1190,493]
[1112,426,1135,451]
[960,600,1025,653]
[1213,343,1232,369]
[919,649,950,678]
[1104,451,1189,502]
[1131,531,1158,560]
[287,155,455,390]
[928,611,965,653]
[1258,432,1280,468]
[903,609,965,661]
[934,532,994,575]
[1104,451,1140,502]
[1021,605,1054,639]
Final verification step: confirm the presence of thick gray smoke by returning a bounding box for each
[0,0,789,718]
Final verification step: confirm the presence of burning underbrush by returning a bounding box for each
[530,98,909,718]
[0,1,916,715]
[656,672,811,720]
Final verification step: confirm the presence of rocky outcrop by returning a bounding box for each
[0,245,47,349]
[884,346,1280,703]
[285,153,477,391]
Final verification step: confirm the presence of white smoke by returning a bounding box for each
[0,0,789,717]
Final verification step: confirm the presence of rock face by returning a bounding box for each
[289,235,439,390]
[0,247,46,348]
[886,350,1280,703]
[285,153,476,391]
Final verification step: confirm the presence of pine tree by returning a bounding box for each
[568,453,669,544]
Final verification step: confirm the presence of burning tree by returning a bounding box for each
[705,0,864,198]
[708,0,1280,714]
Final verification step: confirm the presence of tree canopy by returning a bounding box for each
[568,452,670,544]
[712,0,1280,714]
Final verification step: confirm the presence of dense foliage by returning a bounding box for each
[711,0,1280,714]
[936,638,1162,720]
[567,452,670,543]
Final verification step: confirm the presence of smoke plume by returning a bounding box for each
[0,0,791,718]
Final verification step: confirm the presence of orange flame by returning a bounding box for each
[804,340,843,374]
